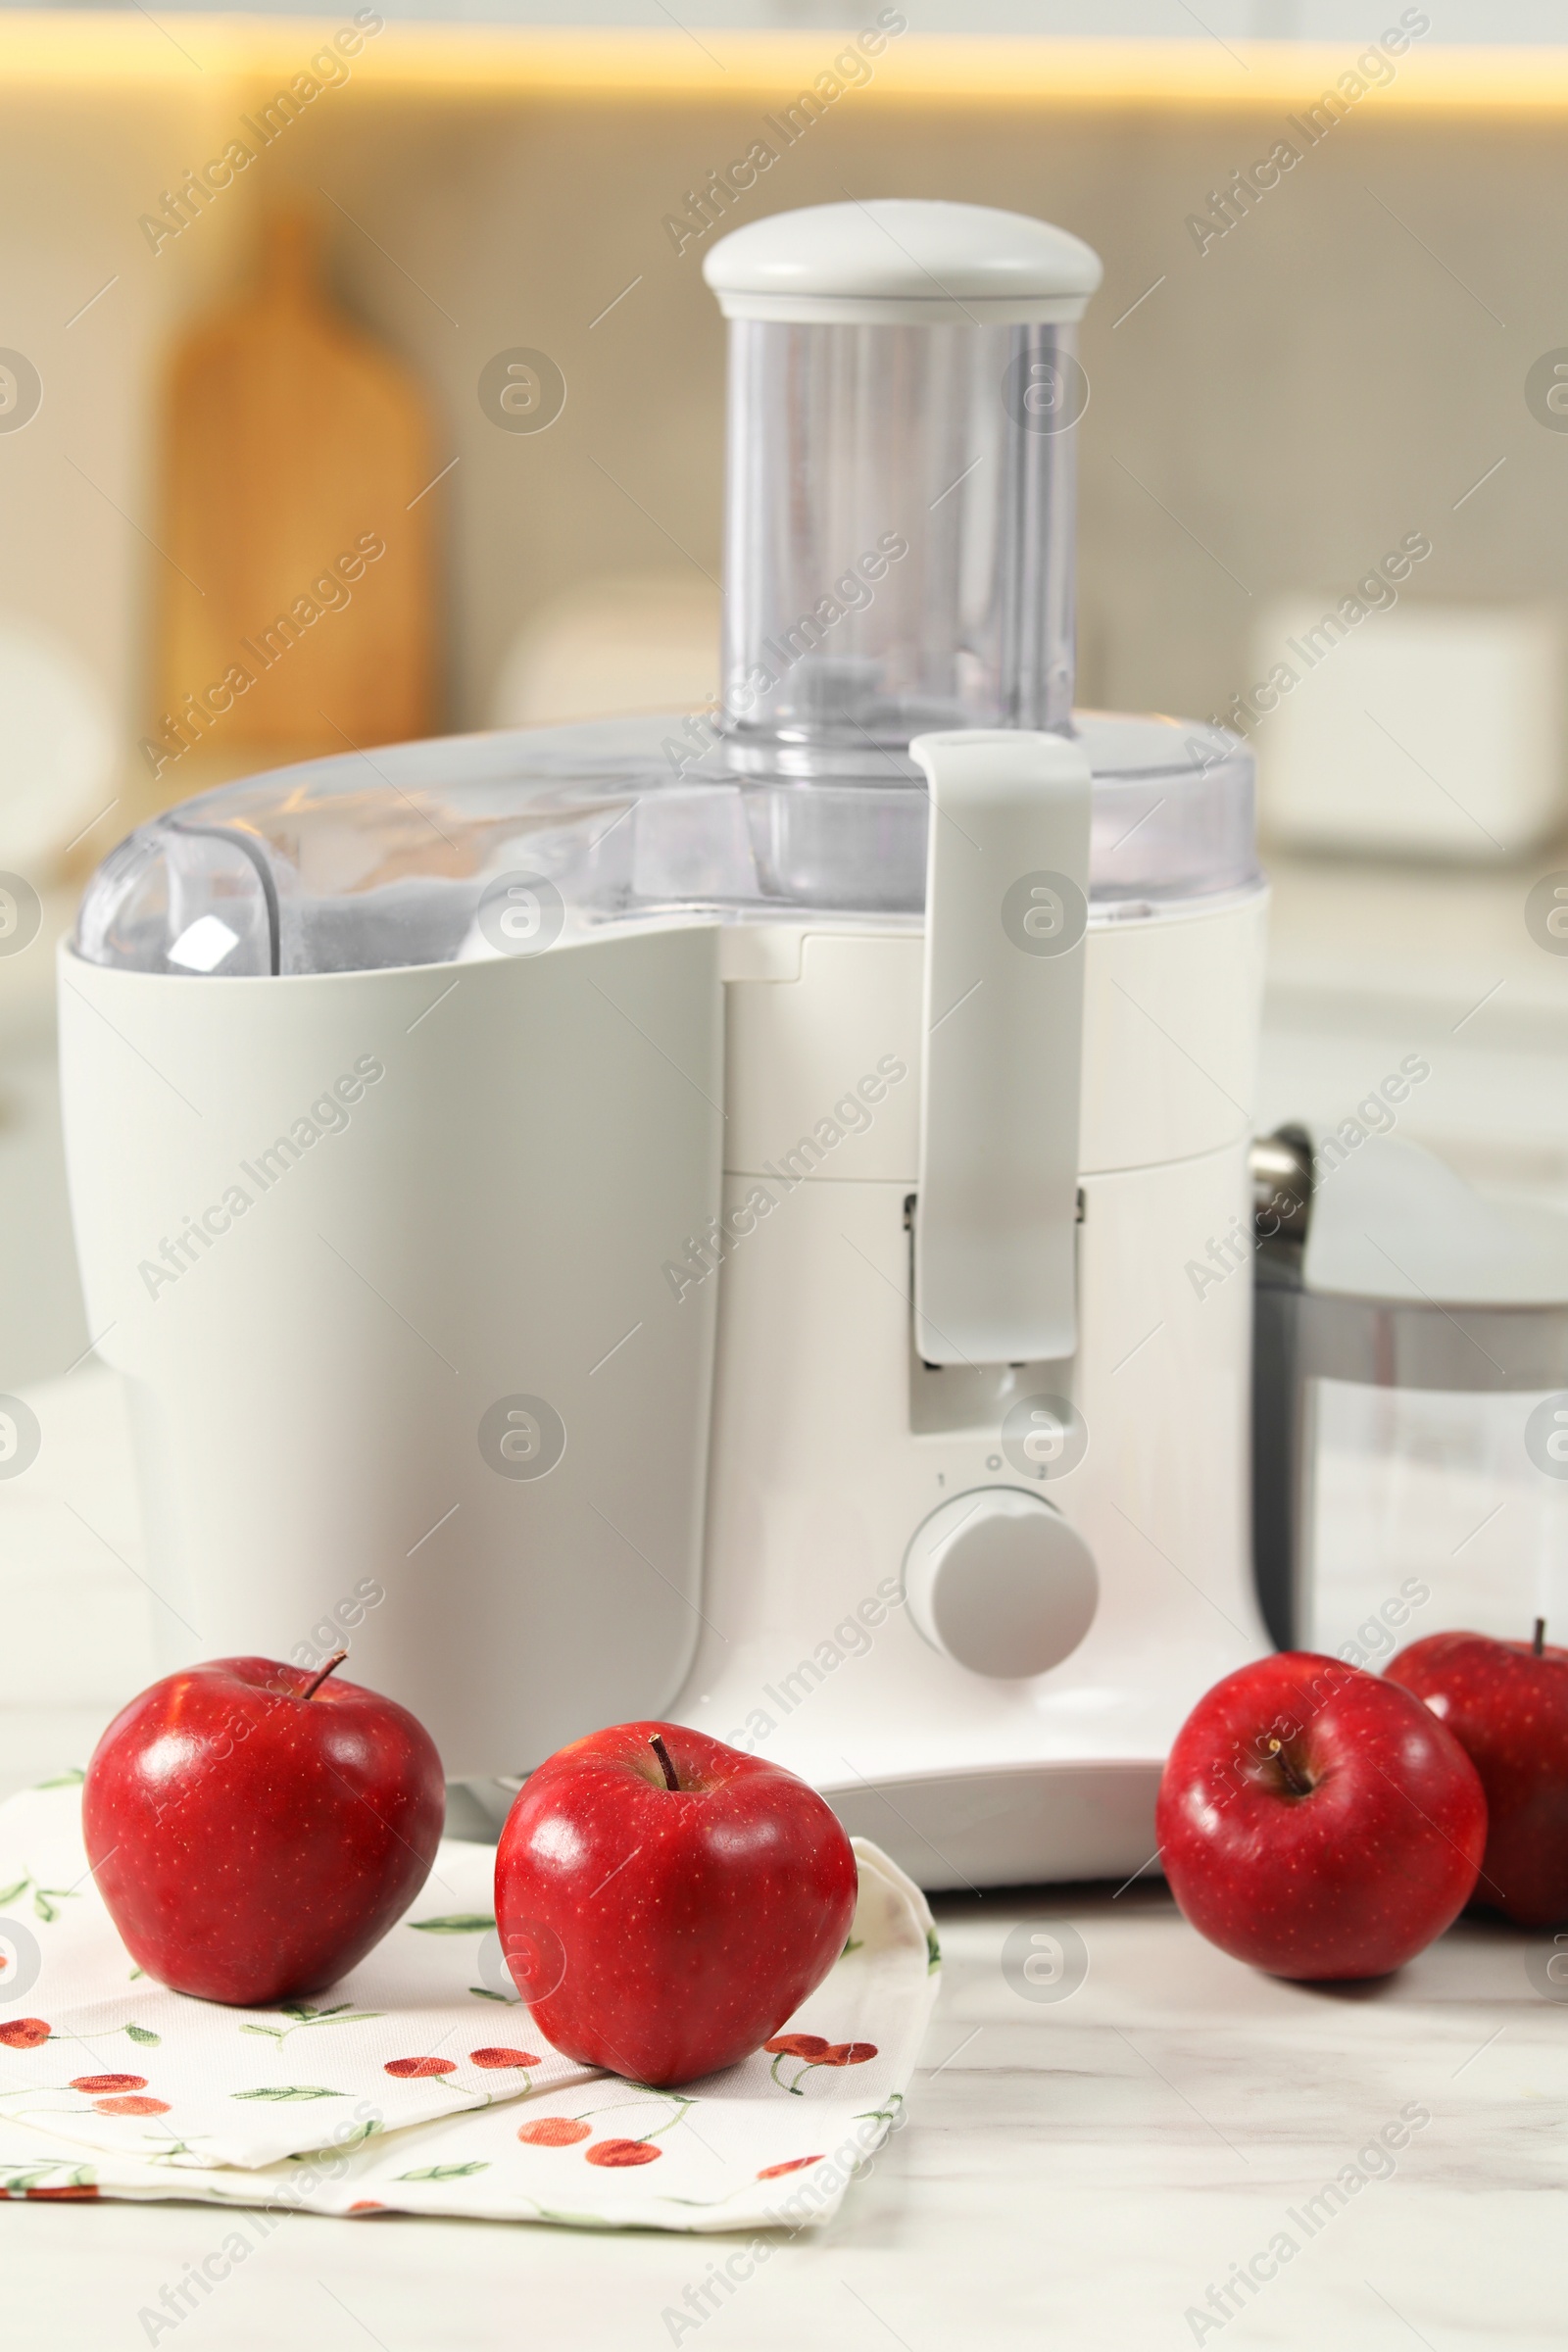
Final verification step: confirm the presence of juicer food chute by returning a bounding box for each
[62,201,1270,1886]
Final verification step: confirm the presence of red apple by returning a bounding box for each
[1156,1650,1487,1980]
[83,1651,444,2005]
[1386,1623,1568,1928]
[494,1721,858,2088]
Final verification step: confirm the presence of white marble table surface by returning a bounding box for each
[3,1374,1564,2348]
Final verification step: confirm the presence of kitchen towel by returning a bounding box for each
[0,1775,940,2230]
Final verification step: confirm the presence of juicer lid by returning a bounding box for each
[72,713,1258,980]
[704,200,1102,325]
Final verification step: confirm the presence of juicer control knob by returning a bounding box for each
[902,1489,1098,1680]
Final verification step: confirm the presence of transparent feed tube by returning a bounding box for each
[719,318,1079,778]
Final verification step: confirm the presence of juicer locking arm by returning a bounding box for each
[907,729,1093,1367]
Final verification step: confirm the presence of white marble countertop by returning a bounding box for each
[4,1383,1565,2347]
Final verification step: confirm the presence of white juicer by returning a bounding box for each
[61,201,1270,1887]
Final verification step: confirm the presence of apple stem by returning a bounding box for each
[300,1649,349,1700]
[1535,1617,1546,1657]
[1267,1736,1312,1797]
[649,1734,680,1793]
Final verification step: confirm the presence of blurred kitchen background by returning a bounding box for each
[2,0,1567,1781]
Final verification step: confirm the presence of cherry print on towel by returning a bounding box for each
[384,2055,458,2080]
[568,2090,697,2165]
[517,2116,592,2147]
[766,2035,877,2092]
[585,2137,662,2168]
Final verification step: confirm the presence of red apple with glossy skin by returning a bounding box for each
[1156,1651,1487,1979]
[495,1721,858,2088]
[1386,1624,1568,1928]
[84,1652,444,2004]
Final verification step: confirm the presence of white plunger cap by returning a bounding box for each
[704,199,1102,326]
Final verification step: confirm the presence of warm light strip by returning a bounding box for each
[3,18,1568,112]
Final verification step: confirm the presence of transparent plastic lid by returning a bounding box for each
[77,203,1257,980]
[74,711,1258,980]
